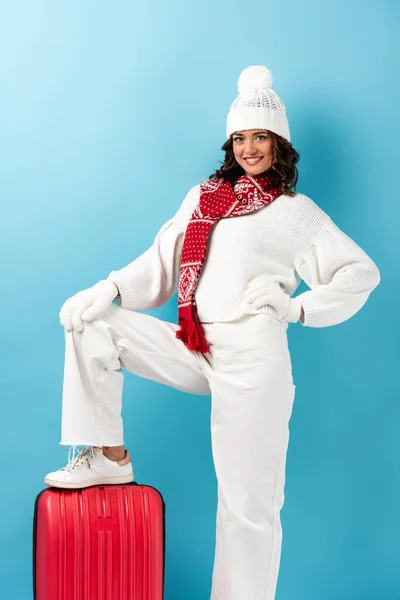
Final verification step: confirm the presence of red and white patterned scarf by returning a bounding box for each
[175,171,283,354]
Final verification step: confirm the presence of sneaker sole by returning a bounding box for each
[44,473,134,489]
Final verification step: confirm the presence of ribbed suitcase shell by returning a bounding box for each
[33,482,165,600]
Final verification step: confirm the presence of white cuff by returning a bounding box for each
[106,272,135,310]
[287,296,302,323]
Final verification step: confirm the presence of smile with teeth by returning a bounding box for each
[244,157,263,164]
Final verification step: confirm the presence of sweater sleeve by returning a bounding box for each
[294,219,381,327]
[106,184,199,311]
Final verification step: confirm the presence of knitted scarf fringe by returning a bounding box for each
[175,320,210,354]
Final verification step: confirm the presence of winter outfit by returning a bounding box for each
[47,65,381,600]
[175,171,284,353]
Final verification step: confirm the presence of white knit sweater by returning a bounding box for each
[106,183,381,328]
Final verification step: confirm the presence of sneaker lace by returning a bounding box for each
[62,445,97,472]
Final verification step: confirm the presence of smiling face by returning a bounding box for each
[232,129,274,176]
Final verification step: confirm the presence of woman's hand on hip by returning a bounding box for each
[244,275,302,323]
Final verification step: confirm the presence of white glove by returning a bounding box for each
[59,280,119,332]
[244,275,302,323]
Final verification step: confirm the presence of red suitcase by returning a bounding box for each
[33,482,166,600]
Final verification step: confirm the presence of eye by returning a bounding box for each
[233,135,268,142]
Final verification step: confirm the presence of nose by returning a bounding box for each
[244,140,257,154]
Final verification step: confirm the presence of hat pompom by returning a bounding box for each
[237,65,273,94]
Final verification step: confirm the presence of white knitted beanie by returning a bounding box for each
[226,65,291,142]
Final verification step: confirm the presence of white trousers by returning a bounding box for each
[60,304,296,600]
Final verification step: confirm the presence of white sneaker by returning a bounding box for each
[44,445,134,489]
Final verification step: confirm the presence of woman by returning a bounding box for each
[44,65,381,600]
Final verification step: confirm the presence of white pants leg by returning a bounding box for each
[200,315,296,600]
[60,304,211,446]
[60,304,295,600]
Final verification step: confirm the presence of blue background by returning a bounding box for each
[0,1,397,599]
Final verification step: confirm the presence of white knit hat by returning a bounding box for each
[226,65,291,142]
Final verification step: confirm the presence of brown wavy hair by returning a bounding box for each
[207,130,300,197]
